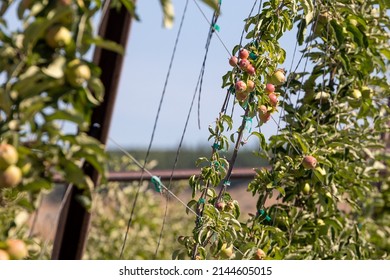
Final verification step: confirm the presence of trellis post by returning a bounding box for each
[51,2,135,260]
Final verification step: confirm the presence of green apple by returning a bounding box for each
[65,59,91,87]
[45,25,72,49]
[302,183,311,195]
[0,165,22,188]
[0,143,18,170]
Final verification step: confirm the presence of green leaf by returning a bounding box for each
[200,0,219,10]
[86,36,124,55]
[45,109,85,125]
[159,0,175,29]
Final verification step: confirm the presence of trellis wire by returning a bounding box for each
[118,0,190,259]
[154,2,223,258]
[108,137,245,257]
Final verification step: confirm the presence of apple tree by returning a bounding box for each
[176,0,389,260]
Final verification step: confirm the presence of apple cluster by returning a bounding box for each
[0,239,28,260]
[0,143,22,189]
[34,1,92,88]
[228,48,286,125]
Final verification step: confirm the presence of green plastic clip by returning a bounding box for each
[224,180,231,187]
[198,198,205,204]
[213,24,220,32]
[249,52,257,60]
[151,176,162,193]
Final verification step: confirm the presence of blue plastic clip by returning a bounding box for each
[151,176,162,193]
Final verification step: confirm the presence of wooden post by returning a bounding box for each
[51,3,135,259]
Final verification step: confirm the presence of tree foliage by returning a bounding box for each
[176,0,390,260]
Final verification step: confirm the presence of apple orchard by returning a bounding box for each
[0,0,389,260]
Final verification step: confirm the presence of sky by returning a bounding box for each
[108,0,298,150]
[3,0,300,151]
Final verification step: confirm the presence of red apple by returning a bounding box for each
[302,155,317,169]
[229,56,238,67]
[239,49,249,59]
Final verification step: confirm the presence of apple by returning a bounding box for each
[302,155,317,170]
[6,239,28,260]
[258,105,271,123]
[351,89,362,99]
[239,49,249,59]
[246,80,255,92]
[268,93,278,107]
[268,69,286,85]
[45,25,72,49]
[65,59,91,87]
[0,143,18,170]
[0,249,10,260]
[219,243,234,259]
[246,65,256,76]
[254,248,266,260]
[216,201,226,211]
[0,165,22,188]
[239,59,250,70]
[302,183,311,195]
[235,80,247,93]
[236,91,249,102]
[229,56,238,67]
[265,83,275,94]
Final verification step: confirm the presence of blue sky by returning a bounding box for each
[108,0,298,150]
[4,1,300,150]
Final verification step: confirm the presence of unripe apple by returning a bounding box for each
[351,89,362,99]
[265,83,275,93]
[45,25,72,49]
[268,93,278,107]
[246,65,256,76]
[0,249,10,260]
[254,248,266,260]
[0,143,18,170]
[235,80,247,93]
[239,59,250,70]
[229,56,238,67]
[239,49,249,59]
[0,165,22,188]
[6,239,28,260]
[219,243,234,259]
[246,80,255,92]
[302,183,311,195]
[268,69,286,86]
[65,59,91,87]
[302,155,317,169]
